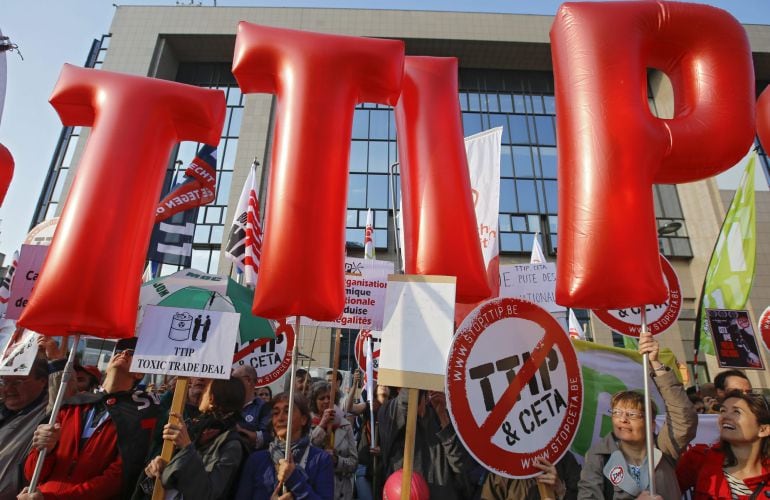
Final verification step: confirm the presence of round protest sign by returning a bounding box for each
[232,318,295,386]
[24,218,59,245]
[446,297,583,478]
[760,307,770,353]
[593,255,681,337]
[354,329,381,380]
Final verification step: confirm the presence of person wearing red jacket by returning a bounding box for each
[677,390,770,499]
[18,338,158,500]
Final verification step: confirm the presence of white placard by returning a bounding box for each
[499,263,565,314]
[304,257,394,331]
[132,305,239,379]
[0,320,39,375]
[378,275,456,391]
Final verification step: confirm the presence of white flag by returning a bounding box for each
[530,232,547,264]
[0,250,18,318]
[224,162,262,286]
[465,127,503,295]
[365,335,375,445]
[568,308,585,340]
[364,209,375,260]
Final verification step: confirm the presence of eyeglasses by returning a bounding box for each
[0,377,32,388]
[609,409,644,420]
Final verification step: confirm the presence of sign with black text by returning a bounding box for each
[499,263,565,314]
[0,319,38,375]
[5,244,49,320]
[233,317,295,386]
[446,297,583,478]
[132,305,239,379]
[707,309,764,369]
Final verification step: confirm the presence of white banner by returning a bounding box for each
[499,263,565,314]
[132,305,239,379]
[304,257,393,331]
[0,320,39,375]
[466,128,502,294]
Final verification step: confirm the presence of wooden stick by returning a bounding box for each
[537,482,555,500]
[152,377,189,500]
[328,328,342,448]
[400,388,419,500]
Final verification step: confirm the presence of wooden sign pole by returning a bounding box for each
[152,377,189,500]
[400,388,419,500]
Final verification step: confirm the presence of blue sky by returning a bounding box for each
[0,0,769,260]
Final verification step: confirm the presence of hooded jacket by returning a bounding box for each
[677,444,770,499]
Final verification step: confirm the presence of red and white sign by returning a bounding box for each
[446,297,583,478]
[760,307,770,353]
[593,255,681,337]
[232,317,295,387]
[355,330,381,381]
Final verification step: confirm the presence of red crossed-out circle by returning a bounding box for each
[232,318,295,387]
[354,330,380,381]
[593,255,681,337]
[446,297,583,478]
[759,307,770,353]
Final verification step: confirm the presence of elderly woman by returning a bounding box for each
[677,390,770,498]
[578,332,697,499]
[309,381,357,500]
[134,377,248,500]
[235,392,334,500]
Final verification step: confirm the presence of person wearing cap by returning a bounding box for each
[74,364,102,394]
[18,338,159,500]
[0,355,48,499]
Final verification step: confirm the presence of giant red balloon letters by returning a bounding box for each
[0,143,12,205]
[18,65,225,339]
[395,56,490,304]
[232,23,406,320]
[551,2,755,309]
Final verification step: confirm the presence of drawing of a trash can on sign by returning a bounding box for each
[169,312,194,341]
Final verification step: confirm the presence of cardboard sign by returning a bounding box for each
[707,309,764,369]
[0,319,39,375]
[132,305,240,379]
[593,255,681,337]
[354,329,381,381]
[5,244,49,320]
[499,263,565,314]
[233,317,295,386]
[378,275,456,391]
[446,297,583,478]
[760,307,770,353]
[304,257,393,330]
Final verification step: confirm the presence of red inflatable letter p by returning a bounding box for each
[551,2,755,309]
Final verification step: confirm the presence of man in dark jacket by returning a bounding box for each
[19,338,159,500]
[378,389,480,499]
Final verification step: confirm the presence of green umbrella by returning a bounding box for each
[139,269,274,343]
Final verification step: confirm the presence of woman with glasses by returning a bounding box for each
[676,390,770,499]
[578,332,698,499]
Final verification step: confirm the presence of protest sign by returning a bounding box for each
[0,319,38,375]
[707,309,763,369]
[132,305,239,379]
[499,263,565,314]
[233,317,295,386]
[354,329,381,381]
[446,297,582,478]
[593,255,681,337]
[304,257,393,330]
[378,275,456,391]
[5,244,49,320]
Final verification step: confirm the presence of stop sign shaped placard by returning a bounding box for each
[446,297,583,478]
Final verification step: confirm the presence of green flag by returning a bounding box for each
[696,154,757,355]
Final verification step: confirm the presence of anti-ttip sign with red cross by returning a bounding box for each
[446,297,583,478]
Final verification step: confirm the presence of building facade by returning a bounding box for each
[30,5,770,386]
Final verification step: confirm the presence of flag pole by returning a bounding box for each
[641,307,655,496]
[388,162,402,273]
[29,334,81,493]
[282,315,302,493]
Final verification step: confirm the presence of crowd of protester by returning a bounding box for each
[0,333,769,499]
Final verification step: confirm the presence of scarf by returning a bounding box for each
[269,435,310,467]
[186,410,237,445]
